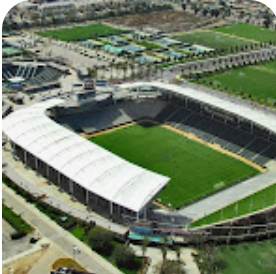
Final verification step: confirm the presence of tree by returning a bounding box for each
[263,17,272,29]
[88,227,114,256]
[141,237,149,257]
[154,260,186,274]
[161,245,168,262]
[112,245,139,270]
[174,245,182,262]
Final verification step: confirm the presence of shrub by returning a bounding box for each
[30,237,39,244]
[88,227,114,256]
[113,245,139,270]
[11,230,27,240]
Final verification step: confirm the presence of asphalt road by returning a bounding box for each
[2,185,123,274]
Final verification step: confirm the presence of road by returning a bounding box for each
[2,185,123,274]
[3,161,128,235]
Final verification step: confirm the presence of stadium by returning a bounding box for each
[3,80,276,228]
[2,61,68,94]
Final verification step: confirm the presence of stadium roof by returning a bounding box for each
[2,99,169,213]
[120,82,276,135]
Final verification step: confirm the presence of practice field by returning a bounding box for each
[215,23,276,43]
[37,24,127,42]
[91,124,258,208]
[173,31,249,50]
[192,183,276,227]
[196,61,276,107]
[205,239,276,274]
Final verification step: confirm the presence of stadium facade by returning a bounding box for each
[3,82,276,224]
[2,99,169,222]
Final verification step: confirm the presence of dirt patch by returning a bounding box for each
[2,247,48,274]
[105,10,220,33]
[52,258,87,272]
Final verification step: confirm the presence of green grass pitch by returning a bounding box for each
[37,24,127,42]
[196,61,276,107]
[215,23,276,43]
[192,183,276,227]
[173,31,249,50]
[91,124,259,209]
[199,239,276,274]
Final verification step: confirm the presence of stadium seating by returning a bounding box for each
[160,102,275,166]
[56,100,167,134]
[54,97,275,166]
[2,63,64,90]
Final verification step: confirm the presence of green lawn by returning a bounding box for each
[37,24,128,42]
[91,125,258,208]
[2,204,33,234]
[192,183,276,227]
[196,61,276,107]
[173,31,249,50]
[215,23,276,43]
[203,239,276,274]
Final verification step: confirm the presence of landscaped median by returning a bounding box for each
[2,174,145,274]
[2,203,33,239]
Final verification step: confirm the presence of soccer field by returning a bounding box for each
[91,124,258,208]
[215,23,276,43]
[196,61,276,107]
[173,31,249,50]
[199,239,276,274]
[37,24,127,41]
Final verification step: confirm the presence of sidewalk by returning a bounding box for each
[2,185,123,274]
[3,147,128,235]
[131,244,200,274]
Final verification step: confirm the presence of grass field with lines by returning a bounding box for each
[91,125,259,209]
[37,24,127,41]
[174,31,249,50]
[199,239,276,274]
[192,183,276,227]
[215,23,276,43]
[196,61,276,107]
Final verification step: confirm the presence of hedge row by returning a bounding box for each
[2,203,33,239]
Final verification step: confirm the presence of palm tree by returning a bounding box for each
[161,245,168,262]
[174,246,182,263]
[141,237,149,258]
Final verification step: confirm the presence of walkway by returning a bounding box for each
[179,168,276,221]
[3,147,128,236]
[131,244,200,274]
[2,185,123,274]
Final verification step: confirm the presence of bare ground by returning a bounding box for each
[105,10,221,33]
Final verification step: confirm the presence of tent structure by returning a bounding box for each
[2,99,169,217]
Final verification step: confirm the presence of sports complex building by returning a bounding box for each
[3,82,276,224]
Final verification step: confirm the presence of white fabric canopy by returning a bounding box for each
[2,99,169,212]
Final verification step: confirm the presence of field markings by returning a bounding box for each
[208,29,260,44]
[84,121,265,172]
[250,65,276,76]
[153,201,170,210]
[161,124,266,173]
